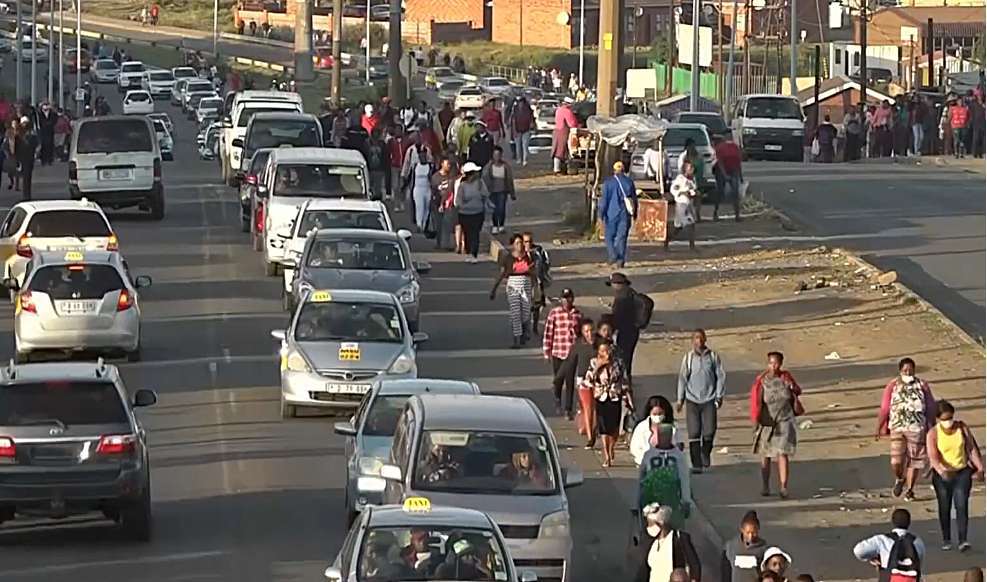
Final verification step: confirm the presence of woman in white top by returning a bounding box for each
[631,505,701,582]
[631,395,685,465]
[663,159,697,252]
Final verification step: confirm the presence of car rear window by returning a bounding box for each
[187,82,213,93]
[200,98,223,109]
[127,92,151,102]
[0,381,128,426]
[95,60,116,70]
[248,151,272,174]
[246,120,320,152]
[77,118,154,154]
[121,63,145,73]
[28,265,125,300]
[173,67,196,78]
[460,87,481,95]
[238,107,296,128]
[26,210,111,238]
[677,114,728,133]
[149,71,174,82]
[664,127,710,149]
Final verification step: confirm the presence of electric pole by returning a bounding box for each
[330,0,343,105]
[596,0,622,117]
[857,0,867,115]
[689,0,700,110]
[294,0,314,82]
[15,0,22,101]
[387,0,403,105]
[725,0,738,111]
[665,0,674,96]
[789,0,796,95]
[925,18,933,88]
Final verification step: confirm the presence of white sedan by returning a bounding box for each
[122,90,155,115]
[19,39,47,62]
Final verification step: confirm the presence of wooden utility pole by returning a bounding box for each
[857,0,867,116]
[666,0,675,96]
[387,0,405,105]
[294,0,315,82]
[742,0,750,94]
[330,0,343,105]
[717,0,723,103]
[925,18,933,88]
[597,0,623,117]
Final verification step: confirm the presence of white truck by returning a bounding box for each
[219,91,304,187]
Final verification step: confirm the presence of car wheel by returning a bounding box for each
[13,351,29,364]
[225,170,238,188]
[120,485,152,542]
[149,192,165,221]
[264,261,278,277]
[252,231,263,252]
[280,398,296,419]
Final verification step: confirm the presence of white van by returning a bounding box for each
[729,94,805,161]
[220,91,304,187]
[69,116,164,220]
[258,148,369,276]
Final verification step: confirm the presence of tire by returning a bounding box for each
[120,486,152,542]
[264,260,278,277]
[149,192,165,221]
[280,397,296,419]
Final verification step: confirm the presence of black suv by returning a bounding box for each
[0,359,157,539]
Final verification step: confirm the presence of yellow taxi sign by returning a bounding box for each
[338,342,360,361]
[403,497,431,513]
[310,291,332,303]
[64,252,85,262]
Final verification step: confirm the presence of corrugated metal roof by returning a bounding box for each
[654,93,720,118]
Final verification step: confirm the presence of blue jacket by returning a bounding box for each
[599,173,637,222]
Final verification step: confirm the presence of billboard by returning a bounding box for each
[676,23,713,68]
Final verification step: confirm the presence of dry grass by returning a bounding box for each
[83,0,236,32]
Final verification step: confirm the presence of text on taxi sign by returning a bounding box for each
[403,497,431,512]
[338,342,361,361]
[64,252,85,262]
[311,291,332,302]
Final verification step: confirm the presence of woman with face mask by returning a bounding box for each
[631,395,684,465]
[876,357,937,502]
[926,399,984,552]
[632,504,701,582]
[721,511,768,582]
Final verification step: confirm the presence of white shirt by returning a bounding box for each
[630,420,685,465]
[670,174,697,228]
[643,148,662,180]
[853,529,926,568]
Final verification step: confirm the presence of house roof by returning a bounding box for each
[797,75,893,107]
[875,6,986,27]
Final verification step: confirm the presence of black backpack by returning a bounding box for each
[632,290,654,329]
[879,532,921,582]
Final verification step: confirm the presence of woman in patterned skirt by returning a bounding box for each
[750,351,802,499]
[490,234,536,348]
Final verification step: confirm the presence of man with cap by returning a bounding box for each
[599,160,637,268]
[542,288,582,418]
[607,272,640,388]
[467,120,495,168]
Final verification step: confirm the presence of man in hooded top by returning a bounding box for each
[361,103,379,135]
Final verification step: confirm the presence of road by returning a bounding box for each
[0,60,634,582]
[748,161,986,340]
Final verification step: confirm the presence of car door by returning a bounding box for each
[0,207,28,278]
[730,98,746,146]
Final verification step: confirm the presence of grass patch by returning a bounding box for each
[82,0,236,32]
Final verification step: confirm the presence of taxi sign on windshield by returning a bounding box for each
[403,497,431,513]
[64,252,85,262]
[310,291,332,302]
[338,342,360,361]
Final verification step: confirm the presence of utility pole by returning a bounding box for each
[788,0,796,95]
[15,0,22,101]
[59,0,65,109]
[364,0,371,84]
[725,0,738,111]
[689,0,700,110]
[386,0,403,105]
[597,0,622,117]
[294,0,314,82]
[717,0,723,103]
[47,0,54,103]
[665,0,674,96]
[925,18,933,88]
[908,35,914,91]
[578,0,585,86]
[330,0,343,105]
[31,0,37,106]
[857,0,867,117]
[742,0,750,94]
[812,44,820,129]
[213,0,219,55]
[75,0,82,117]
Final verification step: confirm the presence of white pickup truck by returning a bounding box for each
[219,90,305,186]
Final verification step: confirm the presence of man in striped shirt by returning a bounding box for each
[543,288,582,418]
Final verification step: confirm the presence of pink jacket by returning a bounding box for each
[926,421,985,476]
[877,378,936,436]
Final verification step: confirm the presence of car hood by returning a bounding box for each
[409,491,564,526]
[297,340,403,371]
[302,268,412,294]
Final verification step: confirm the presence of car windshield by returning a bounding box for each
[413,430,557,494]
[273,164,365,198]
[746,97,803,120]
[664,127,710,149]
[189,93,213,106]
[368,57,386,67]
[121,63,145,73]
[186,82,212,93]
[0,381,128,426]
[173,67,196,78]
[27,264,125,301]
[431,67,453,77]
[238,107,297,128]
[677,114,727,133]
[246,120,320,154]
[25,210,111,238]
[357,526,510,582]
[306,238,405,270]
[127,93,151,102]
[486,78,509,87]
[199,98,223,109]
[149,71,174,82]
[77,118,154,154]
[248,151,271,174]
[95,60,116,70]
[298,210,387,234]
[294,301,404,342]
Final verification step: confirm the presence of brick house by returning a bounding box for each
[798,75,893,122]
[404,0,490,43]
[860,6,985,54]
[491,0,573,47]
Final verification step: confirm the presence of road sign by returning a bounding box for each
[75,88,85,101]
[398,53,417,78]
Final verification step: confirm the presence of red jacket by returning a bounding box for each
[386,138,403,169]
[949,104,969,129]
[715,141,742,175]
[481,108,504,133]
[750,371,801,424]
[361,114,379,135]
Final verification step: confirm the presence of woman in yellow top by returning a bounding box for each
[926,399,985,553]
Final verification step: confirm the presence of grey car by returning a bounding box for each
[272,289,428,419]
[0,359,157,539]
[285,229,429,332]
[333,378,482,526]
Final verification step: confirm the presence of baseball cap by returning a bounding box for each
[605,273,631,286]
[560,288,574,298]
[461,162,482,174]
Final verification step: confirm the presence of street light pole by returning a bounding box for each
[689,0,700,111]
[31,0,38,106]
[577,0,585,86]
[725,0,738,114]
[76,0,82,117]
[15,0,23,101]
[365,0,370,84]
[788,0,796,95]
[213,0,219,55]
[48,0,55,103]
[59,0,64,109]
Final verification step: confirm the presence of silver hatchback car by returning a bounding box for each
[272,289,428,419]
[5,251,152,363]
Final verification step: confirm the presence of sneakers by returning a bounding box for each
[959,542,971,553]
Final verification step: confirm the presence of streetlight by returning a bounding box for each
[48,0,55,103]
[31,0,37,106]
[577,0,585,86]
[15,0,22,101]
[58,0,64,109]
[365,0,370,84]
[75,0,82,117]
[213,0,219,55]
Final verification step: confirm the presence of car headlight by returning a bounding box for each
[791,129,804,136]
[387,353,415,375]
[358,456,384,476]
[396,281,419,304]
[538,510,570,539]
[743,127,757,135]
[282,350,310,373]
[357,476,386,492]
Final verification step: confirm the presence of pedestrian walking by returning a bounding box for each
[949,97,970,158]
[563,318,597,444]
[401,131,435,231]
[508,94,534,165]
[384,124,404,205]
[676,329,726,473]
[481,99,504,147]
[482,146,515,234]
[637,425,691,522]
[523,233,551,333]
[430,156,458,251]
[876,357,936,501]
[37,101,56,166]
[15,118,37,202]
[907,99,925,156]
[852,508,926,582]
[365,128,386,201]
[2,120,17,191]
[454,162,488,263]
[720,511,768,582]
[551,99,577,174]
[606,272,648,389]
[843,105,863,161]
[631,504,701,582]
[490,233,536,348]
[581,341,633,467]
[467,121,495,168]
[542,288,582,418]
[456,112,477,164]
[760,548,792,582]
[631,395,683,465]
[713,135,743,221]
[750,351,802,499]
[665,160,697,252]
[813,115,837,163]
[926,399,984,552]
[599,161,637,268]
[970,93,985,159]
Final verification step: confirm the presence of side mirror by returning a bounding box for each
[232,138,244,148]
[396,228,412,241]
[270,329,286,341]
[324,567,343,582]
[412,332,428,344]
[133,389,157,407]
[2,278,19,291]
[333,421,357,437]
[379,464,402,481]
[562,467,584,488]
[256,185,269,198]
[413,261,431,275]
[134,275,152,288]
[521,572,538,582]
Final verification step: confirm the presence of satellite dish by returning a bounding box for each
[556,11,570,24]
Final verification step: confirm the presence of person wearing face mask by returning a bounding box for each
[632,504,701,582]
[37,101,57,166]
[631,395,683,466]
[876,357,937,502]
[360,103,379,135]
[720,511,767,582]
[637,424,690,526]
[925,399,984,552]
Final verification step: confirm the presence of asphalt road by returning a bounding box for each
[748,161,986,340]
[0,62,635,582]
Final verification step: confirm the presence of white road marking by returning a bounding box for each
[0,550,228,576]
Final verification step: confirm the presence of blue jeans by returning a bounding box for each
[517,131,532,164]
[490,192,509,228]
[604,214,630,265]
[932,466,973,544]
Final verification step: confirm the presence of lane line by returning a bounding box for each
[0,551,229,576]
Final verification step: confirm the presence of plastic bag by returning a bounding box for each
[810,138,820,157]
[738,180,749,202]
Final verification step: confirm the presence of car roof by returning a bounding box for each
[302,198,386,212]
[121,60,144,66]
[312,228,400,242]
[0,359,121,384]
[665,123,711,132]
[33,250,121,267]
[16,199,104,213]
[368,504,494,529]
[269,147,366,165]
[173,66,196,71]
[249,111,318,122]
[415,394,543,432]
[301,288,397,304]
[375,379,480,397]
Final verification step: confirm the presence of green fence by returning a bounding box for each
[652,63,718,99]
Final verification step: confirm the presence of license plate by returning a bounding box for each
[58,301,97,314]
[326,383,371,394]
[764,144,783,151]
[99,169,132,180]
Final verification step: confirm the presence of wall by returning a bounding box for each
[491,0,573,48]
[829,42,901,79]
[406,0,486,35]
[233,8,384,34]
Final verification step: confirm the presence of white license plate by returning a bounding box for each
[764,144,783,151]
[326,383,371,394]
[58,301,97,314]
[99,169,132,180]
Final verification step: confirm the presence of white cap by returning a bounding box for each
[761,547,792,568]
[461,162,482,173]
[364,104,374,115]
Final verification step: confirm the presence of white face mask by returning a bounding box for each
[900,375,915,384]
[939,419,954,429]
[646,524,661,537]
[650,414,664,424]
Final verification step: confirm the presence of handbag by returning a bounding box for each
[423,210,437,240]
[615,177,635,216]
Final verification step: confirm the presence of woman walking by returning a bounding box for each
[562,318,597,446]
[3,119,18,191]
[630,395,684,465]
[750,351,802,499]
[490,233,536,348]
[631,504,701,582]
[721,511,768,582]
[926,399,984,552]
[454,162,488,263]
[582,341,634,466]
[876,357,936,501]
[482,146,515,234]
[430,156,458,251]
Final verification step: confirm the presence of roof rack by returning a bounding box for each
[95,357,107,378]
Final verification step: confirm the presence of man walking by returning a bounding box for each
[508,95,534,166]
[676,329,725,473]
[852,508,926,581]
[607,272,647,388]
[542,288,582,419]
[599,161,637,268]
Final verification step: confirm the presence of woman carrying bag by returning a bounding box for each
[750,351,803,500]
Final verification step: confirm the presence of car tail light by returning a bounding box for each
[255,203,265,234]
[16,235,33,258]
[69,161,78,184]
[97,434,137,455]
[18,292,36,314]
[0,437,14,458]
[244,174,257,185]
[106,234,118,252]
[153,158,162,182]
[117,290,134,311]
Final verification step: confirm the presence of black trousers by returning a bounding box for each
[459,212,483,258]
[615,327,639,385]
[551,356,576,413]
[19,162,34,201]
[40,133,55,165]
[685,400,717,469]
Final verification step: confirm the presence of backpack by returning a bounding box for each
[639,451,689,530]
[880,532,921,582]
[632,291,654,329]
[532,246,551,286]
